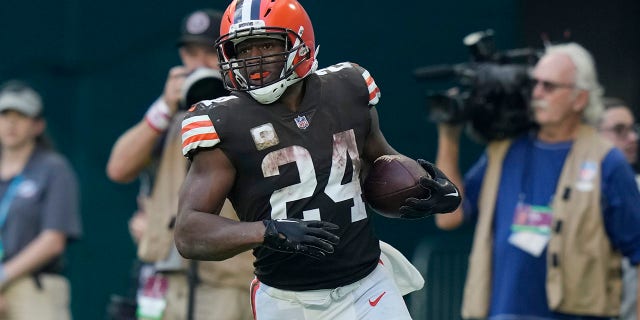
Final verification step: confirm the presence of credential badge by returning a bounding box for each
[250,123,279,151]
[294,115,309,130]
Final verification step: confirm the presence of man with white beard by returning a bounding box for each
[433,43,640,320]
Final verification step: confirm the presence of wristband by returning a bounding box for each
[144,98,173,132]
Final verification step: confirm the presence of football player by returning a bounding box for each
[175,0,461,319]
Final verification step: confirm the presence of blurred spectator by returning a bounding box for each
[434,43,640,319]
[598,97,638,320]
[0,81,82,320]
[599,97,638,166]
[106,9,253,320]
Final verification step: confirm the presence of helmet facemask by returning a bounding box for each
[216,25,315,104]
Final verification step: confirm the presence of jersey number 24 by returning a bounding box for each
[261,129,367,223]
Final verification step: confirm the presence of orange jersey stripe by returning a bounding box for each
[182,132,219,149]
[369,87,380,101]
[366,76,374,87]
[181,120,213,136]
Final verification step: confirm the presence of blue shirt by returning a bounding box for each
[0,147,82,264]
[463,134,640,320]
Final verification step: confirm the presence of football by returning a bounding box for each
[363,155,430,218]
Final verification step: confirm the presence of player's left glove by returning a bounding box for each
[399,159,461,219]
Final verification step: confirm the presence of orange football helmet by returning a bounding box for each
[216,0,318,104]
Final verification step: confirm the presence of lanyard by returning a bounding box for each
[518,137,534,203]
[0,175,24,229]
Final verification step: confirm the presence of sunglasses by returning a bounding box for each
[600,123,640,139]
[530,77,575,93]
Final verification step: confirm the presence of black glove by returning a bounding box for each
[262,219,340,259]
[399,159,461,219]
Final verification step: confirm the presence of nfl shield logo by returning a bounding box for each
[294,115,309,130]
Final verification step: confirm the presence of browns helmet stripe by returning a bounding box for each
[233,0,261,24]
[233,0,244,23]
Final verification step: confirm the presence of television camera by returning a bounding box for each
[414,30,542,142]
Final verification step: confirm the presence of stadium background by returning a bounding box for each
[0,0,638,318]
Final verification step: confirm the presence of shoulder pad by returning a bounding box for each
[186,95,239,112]
[315,62,381,106]
[352,63,381,106]
[315,62,355,76]
[181,100,223,158]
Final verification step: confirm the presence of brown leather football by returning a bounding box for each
[363,155,430,218]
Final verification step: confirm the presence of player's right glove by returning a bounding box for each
[399,159,461,219]
[262,219,340,259]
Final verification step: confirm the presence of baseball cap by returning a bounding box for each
[0,81,43,117]
[177,9,223,47]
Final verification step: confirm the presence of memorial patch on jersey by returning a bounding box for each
[250,123,279,150]
[361,69,381,106]
[181,115,220,156]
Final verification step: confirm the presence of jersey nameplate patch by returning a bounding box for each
[294,115,310,130]
[251,123,280,151]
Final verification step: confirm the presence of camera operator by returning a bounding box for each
[416,30,539,144]
[106,9,254,320]
[433,42,640,319]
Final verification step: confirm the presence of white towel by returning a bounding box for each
[379,240,425,296]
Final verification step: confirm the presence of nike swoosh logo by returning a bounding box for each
[368,292,386,307]
[445,190,459,197]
